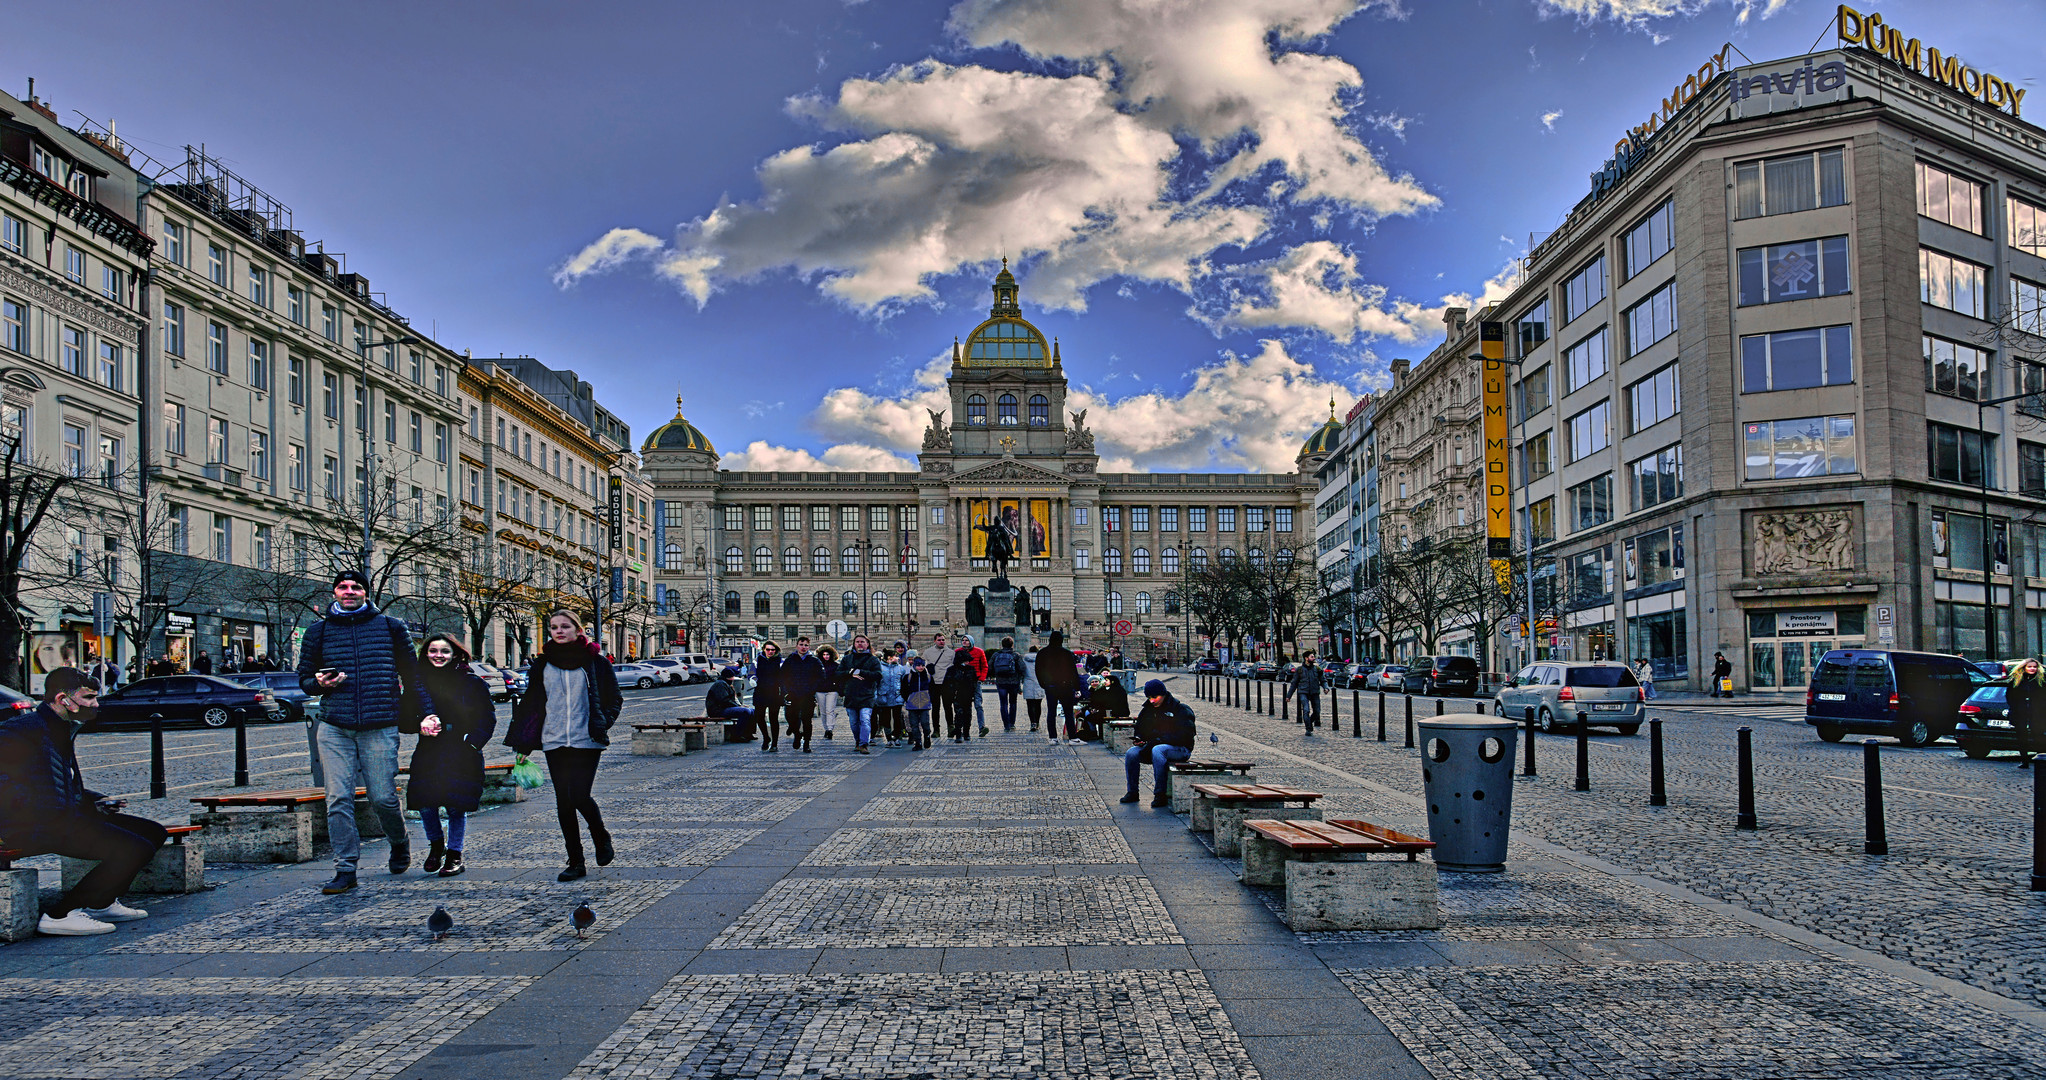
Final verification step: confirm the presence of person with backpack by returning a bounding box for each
[964,637,990,736]
[1020,646,1046,732]
[944,644,981,742]
[988,637,1026,731]
[901,656,935,750]
[753,641,784,753]
[875,647,908,747]
[1037,630,1083,744]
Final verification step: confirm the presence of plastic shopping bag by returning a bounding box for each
[510,755,546,790]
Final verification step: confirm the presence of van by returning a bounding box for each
[1420,655,1480,696]
[1805,649,1989,747]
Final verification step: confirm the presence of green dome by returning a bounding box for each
[643,396,716,455]
[1299,398,1343,458]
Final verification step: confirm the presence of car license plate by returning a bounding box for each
[1990,718,2014,729]
[1817,693,1845,701]
[1593,703,1623,711]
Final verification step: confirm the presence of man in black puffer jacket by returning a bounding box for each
[297,570,416,894]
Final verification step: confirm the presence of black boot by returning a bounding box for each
[593,830,616,867]
[438,851,465,877]
[388,843,411,875]
[422,841,446,875]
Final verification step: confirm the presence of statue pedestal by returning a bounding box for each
[979,583,1017,645]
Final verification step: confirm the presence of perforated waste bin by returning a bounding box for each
[1417,715,1518,872]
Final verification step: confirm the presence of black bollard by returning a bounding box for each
[2034,762,2046,891]
[1282,679,1290,722]
[233,711,249,787]
[1377,691,1387,741]
[1522,710,1537,776]
[1404,695,1415,749]
[149,712,166,800]
[1649,718,1667,807]
[1574,712,1590,791]
[1476,701,1486,715]
[1863,739,1888,856]
[1435,698,1445,716]
[1736,726,1757,830]
[1352,689,1362,738]
[1329,686,1339,732]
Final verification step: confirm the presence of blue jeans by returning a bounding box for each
[1049,690,1080,739]
[1298,689,1321,730]
[316,723,406,873]
[847,705,873,747]
[997,688,1018,728]
[420,807,466,851]
[1124,743,1191,795]
[718,705,755,738]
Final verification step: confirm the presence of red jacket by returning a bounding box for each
[967,647,988,679]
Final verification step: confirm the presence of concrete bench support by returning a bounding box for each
[1282,858,1441,931]
[1104,722,1136,754]
[1212,804,1320,858]
[681,726,708,752]
[632,728,687,756]
[0,868,37,941]
[191,809,314,863]
[61,839,206,895]
[479,770,526,804]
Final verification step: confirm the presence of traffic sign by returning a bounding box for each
[1113,619,1133,637]
[825,619,851,641]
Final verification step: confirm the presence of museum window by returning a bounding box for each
[1131,507,1149,532]
[903,548,919,573]
[872,591,889,614]
[1929,422,1995,487]
[750,505,770,531]
[997,393,1018,425]
[1160,507,1179,531]
[966,394,987,425]
[1218,507,1237,532]
[1740,326,1853,393]
[1133,548,1150,573]
[841,505,860,530]
[900,505,917,531]
[752,546,771,573]
[784,546,801,573]
[1925,335,1992,401]
[1920,248,1987,319]
[1029,395,1049,425]
[722,506,743,530]
[664,543,682,571]
[870,505,889,530]
[1136,592,1152,615]
[1105,547,1123,573]
[1562,255,1605,324]
[1187,506,1204,532]
[842,546,859,573]
[724,591,740,615]
[929,504,944,526]
[753,591,771,615]
[812,505,831,530]
[1737,236,1850,306]
[1276,508,1293,532]
[1107,591,1122,616]
[1247,507,1266,533]
[842,591,859,615]
[1162,547,1180,574]
[1630,444,1683,510]
[1074,547,1090,570]
[1743,415,1857,480]
[1104,507,1121,533]
[1190,547,1207,569]
[781,505,801,530]
[1734,148,1846,218]
[1916,161,1985,234]
[724,547,742,573]
[813,591,829,615]
[1075,506,1089,526]
[1622,199,1674,280]
[930,546,946,570]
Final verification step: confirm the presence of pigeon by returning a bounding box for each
[572,903,596,939]
[1209,732,1220,745]
[427,906,453,941]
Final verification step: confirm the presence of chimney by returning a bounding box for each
[1443,307,1468,335]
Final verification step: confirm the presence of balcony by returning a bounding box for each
[200,463,244,488]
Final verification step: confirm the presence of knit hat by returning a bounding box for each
[910,656,925,666]
[332,569,370,589]
[720,666,741,680]
[1143,679,1168,698]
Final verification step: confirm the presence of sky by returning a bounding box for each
[6,0,2039,473]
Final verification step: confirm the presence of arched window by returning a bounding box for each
[783,546,800,573]
[903,547,920,573]
[870,546,889,574]
[965,394,987,425]
[1105,547,1123,574]
[812,590,829,615]
[753,545,772,573]
[996,393,1018,425]
[1190,547,1207,569]
[905,592,918,616]
[1161,547,1180,574]
[1029,394,1049,426]
[813,546,830,574]
[1219,547,1236,563]
[842,590,859,615]
[1248,547,1264,567]
[1107,591,1123,615]
[664,543,682,571]
[1133,547,1151,573]
[1031,585,1051,613]
[723,590,740,614]
[724,546,742,573]
[753,590,770,615]
[1164,593,1181,615]
[842,546,859,574]
[783,590,800,615]
[1136,591,1152,614]
[872,590,888,613]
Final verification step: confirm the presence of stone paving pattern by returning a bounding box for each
[802,825,1136,866]
[706,874,1180,949]
[849,793,1108,820]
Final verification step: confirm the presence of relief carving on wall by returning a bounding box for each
[1752,509,1855,575]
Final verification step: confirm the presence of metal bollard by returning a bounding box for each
[234,711,250,787]
[1282,680,1290,722]
[2034,762,2046,891]
[1330,686,1339,732]
[1404,695,1415,749]
[1574,712,1590,791]
[1352,689,1362,738]
[1435,698,1445,716]
[1377,691,1387,741]
[1863,739,1888,856]
[1476,701,1486,715]
[1736,726,1758,830]
[1649,718,1667,807]
[150,712,167,800]
[1522,709,1537,776]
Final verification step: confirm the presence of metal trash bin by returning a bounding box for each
[1416,715,1518,872]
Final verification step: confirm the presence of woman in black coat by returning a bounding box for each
[402,634,497,877]
[753,641,784,752]
[2010,658,2046,768]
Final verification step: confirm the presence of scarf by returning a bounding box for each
[541,638,596,670]
[420,660,473,705]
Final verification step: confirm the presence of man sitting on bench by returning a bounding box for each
[706,667,755,739]
[0,667,167,935]
[1121,679,1196,808]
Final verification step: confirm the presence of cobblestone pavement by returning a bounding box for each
[11,679,2046,1079]
[1191,682,2046,1007]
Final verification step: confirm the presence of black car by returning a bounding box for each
[1251,661,1279,680]
[1953,685,2026,759]
[0,683,33,718]
[86,675,286,731]
[1398,667,1431,694]
[1419,655,1481,696]
[1806,648,1989,747]
[225,671,312,721]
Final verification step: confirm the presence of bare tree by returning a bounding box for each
[1378,538,1464,660]
[554,560,654,659]
[432,534,548,661]
[0,435,104,687]
[37,486,241,675]
[292,477,463,611]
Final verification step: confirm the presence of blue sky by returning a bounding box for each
[7,0,2037,472]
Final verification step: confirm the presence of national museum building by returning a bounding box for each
[639,263,1327,658]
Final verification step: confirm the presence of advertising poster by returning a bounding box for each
[998,499,1022,558]
[29,631,80,696]
[1027,498,1052,558]
[969,499,992,558]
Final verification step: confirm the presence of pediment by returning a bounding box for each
[946,458,1069,485]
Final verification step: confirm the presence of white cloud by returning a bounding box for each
[1068,340,1357,472]
[1199,243,1522,345]
[1530,0,1788,26]
[717,441,916,472]
[1540,109,1563,132]
[557,0,1435,328]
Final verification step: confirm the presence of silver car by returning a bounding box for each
[1493,662,1645,734]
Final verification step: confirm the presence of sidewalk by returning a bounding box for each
[4,695,2045,1079]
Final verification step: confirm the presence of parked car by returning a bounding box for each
[1225,661,1254,678]
[0,683,34,717]
[639,657,691,685]
[86,675,286,731]
[665,653,719,683]
[1193,658,1222,673]
[1365,664,1408,691]
[1417,655,1481,696]
[1494,662,1645,735]
[1342,663,1373,689]
[224,671,312,721]
[1953,685,2023,760]
[615,662,665,689]
[1398,667,1431,694]
[1250,661,1279,680]
[469,663,516,703]
[1806,648,1990,747]
[509,667,531,696]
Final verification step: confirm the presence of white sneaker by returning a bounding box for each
[1068,738,1084,745]
[38,910,116,936]
[82,899,148,923]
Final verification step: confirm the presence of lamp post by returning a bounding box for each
[353,334,421,579]
[1975,387,2036,656]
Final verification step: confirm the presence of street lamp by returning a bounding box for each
[354,334,421,578]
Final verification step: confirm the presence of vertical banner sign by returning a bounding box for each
[1480,321,1513,592]
[652,498,666,568]
[608,476,623,551]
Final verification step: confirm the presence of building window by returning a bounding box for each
[64,246,86,285]
[1920,248,1987,318]
[2021,441,2046,498]
[900,505,917,532]
[322,373,339,418]
[842,546,859,574]
[869,505,889,530]
[408,350,422,384]
[1162,547,1180,574]
[1929,422,1995,486]
[1217,507,1237,532]
[1517,298,1549,356]
[1131,507,1150,532]
[98,434,121,489]
[97,342,121,392]
[1029,394,1049,425]
[1744,415,1857,480]
[753,591,771,615]
[205,322,228,374]
[1074,547,1090,571]
[250,431,270,480]
[248,266,270,307]
[721,506,743,530]
[1106,591,1122,616]
[292,446,307,491]
[1518,431,1552,485]
[1627,363,1681,433]
[383,401,397,443]
[842,591,858,615]
[1568,474,1613,532]
[0,213,22,256]
[1186,507,1203,532]
[724,547,743,572]
[1136,591,1152,615]
[207,243,227,286]
[1621,284,1675,359]
[1566,400,1610,462]
[212,512,232,562]
[748,505,770,531]
[996,393,1018,425]
[751,546,770,573]
[324,455,339,498]
[1246,507,1266,533]
[1630,445,1683,510]
[1160,507,1179,532]
[2013,278,2046,338]
[965,394,987,425]
[1740,326,1853,393]
[1569,546,1613,606]
[101,265,123,301]
[244,339,271,391]
[205,416,228,463]
[434,364,447,396]
[168,504,189,554]
[1925,335,1991,401]
[1916,161,1985,233]
[871,546,888,574]
[1516,364,1551,422]
[812,546,830,573]
[60,326,85,377]
[1734,148,1847,218]
[2013,196,2046,258]
[0,299,19,355]
[779,505,800,531]
[725,591,741,615]
[840,505,860,530]
[931,546,947,570]
[434,423,449,463]
[1105,547,1123,573]
[1132,547,1150,573]
[1563,327,1608,394]
[1521,497,1555,546]
[1563,256,1606,324]
[1622,199,1674,279]
[928,504,944,526]
[1737,236,1850,306]
[783,590,800,615]
[782,546,800,573]
[1189,547,1207,569]
[1276,507,1293,532]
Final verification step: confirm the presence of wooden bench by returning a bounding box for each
[190,788,332,863]
[1164,760,1257,814]
[61,824,207,895]
[1240,818,1440,931]
[0,845,30,942]
[1187,784,1325,857]
[631,722,707,756]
